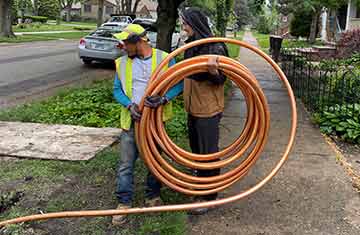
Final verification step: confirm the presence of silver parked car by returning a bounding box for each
[78,24,126,65]
[78,21,181,65]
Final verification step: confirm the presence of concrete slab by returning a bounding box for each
[0,121,121,161]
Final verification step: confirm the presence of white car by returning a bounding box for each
[101,15,133,28]
[132,18,181,51]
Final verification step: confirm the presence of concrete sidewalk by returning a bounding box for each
[188,31,360,234]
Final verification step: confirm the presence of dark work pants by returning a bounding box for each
[187,113,222,201]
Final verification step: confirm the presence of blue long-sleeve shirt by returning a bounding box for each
[113,58,183,108]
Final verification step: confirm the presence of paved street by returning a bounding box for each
[0,40,114,108]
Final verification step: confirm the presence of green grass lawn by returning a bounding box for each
[252,31,325,53]
[0,32,89,43]
[282,39,324,48]
[228,31,245,59]
[13,23,95,32]
[251,31,270,53]
[0,79,190,235]
[48,20,98,27]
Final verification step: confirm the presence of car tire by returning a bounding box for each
[82,59,92,65]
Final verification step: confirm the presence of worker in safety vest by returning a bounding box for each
[112,24,183,225]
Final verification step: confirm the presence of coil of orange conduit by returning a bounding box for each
[0,38,297,227]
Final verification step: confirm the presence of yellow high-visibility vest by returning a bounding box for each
[115,48,173,130]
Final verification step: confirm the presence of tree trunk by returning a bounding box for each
[309,9,320,44]
[132,0,140,14]
[121,0,125,13]
[156,0,184,52]
[66,5,71,22]
[115,0,121,13]
[126,0,132,14]
[97,0,104,27]
[0,0,15,37]
[216,0,226,37]
[57,0,61,25]
[33,0,39,16]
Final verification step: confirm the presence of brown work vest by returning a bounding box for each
[183,78,225,117]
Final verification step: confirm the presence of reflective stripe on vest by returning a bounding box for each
[115,48,173,130]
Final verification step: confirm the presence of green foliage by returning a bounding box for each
[185,0,216,15]
[13,23,94,32]
[24,15,48,23]
[256,14,271,34]
[314,104,360,143]
[248,0,265,16]
[215,0,234,36]
[137,212,187,235]
[0,32,88,43]
[0,80,121,128]
[234,0,251,29]
[0,79,190,140]
[254,3,279,34]
[252,31,270,51]
[290,8,312,38]
[312,53,360,71]
[282,39,323,48]
[165,97,188,140]
[296,53,360,143]
[13,0,33,15]
[337,29,360,58]
[37,0,60,20]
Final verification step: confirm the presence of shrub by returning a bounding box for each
[256,15,271,34]
[290,9,312,38]
[314,104,360,143]
[24,15,48,23]
[37,0,59,19]
[337,29,360,58]
[73,26,93,31]
[16,23,28,29]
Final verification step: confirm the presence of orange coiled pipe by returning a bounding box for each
[0,38,297,227]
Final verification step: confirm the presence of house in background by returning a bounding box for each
[345,0,360,30]
[80,0,158,22]
[81,0,117,22]
[136,0,158,18]
[320,0,360,41]
[61,3,82,21]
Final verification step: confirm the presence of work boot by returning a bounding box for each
[112,203,130,226]
[188,197,216,215]
[145,196,162,207]
[189,206,210,215]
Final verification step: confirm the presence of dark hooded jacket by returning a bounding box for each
[181,7,228,117]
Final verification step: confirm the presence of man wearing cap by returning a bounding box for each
[112,24,183,225]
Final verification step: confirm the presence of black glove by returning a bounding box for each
[144,95,168,109]
[128,103,142,122]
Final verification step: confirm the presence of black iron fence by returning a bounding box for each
[280,48,360,116]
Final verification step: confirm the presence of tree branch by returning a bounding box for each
[132,0,141,14]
